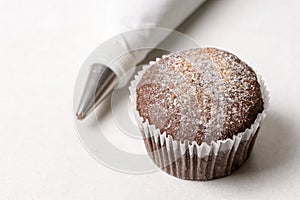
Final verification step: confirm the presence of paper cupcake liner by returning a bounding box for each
[129,60,269,181]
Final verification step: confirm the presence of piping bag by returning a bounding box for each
[76,0,206,120]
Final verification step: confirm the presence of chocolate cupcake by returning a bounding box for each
[129,47,269,181]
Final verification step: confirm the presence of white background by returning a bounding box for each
[1,0,300,199]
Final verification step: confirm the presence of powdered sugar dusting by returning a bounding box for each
[136,48,263,145]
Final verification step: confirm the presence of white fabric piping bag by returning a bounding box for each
[76,0,206,120]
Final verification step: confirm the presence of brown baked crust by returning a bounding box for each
[136,48,263,145]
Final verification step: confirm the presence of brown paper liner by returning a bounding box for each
[142,128,259,180]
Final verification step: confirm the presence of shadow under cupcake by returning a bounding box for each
[130,47,269,181]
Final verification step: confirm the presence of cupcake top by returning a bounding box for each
[136,48,263,145]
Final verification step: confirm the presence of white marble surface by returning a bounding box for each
[1,0,300,199]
